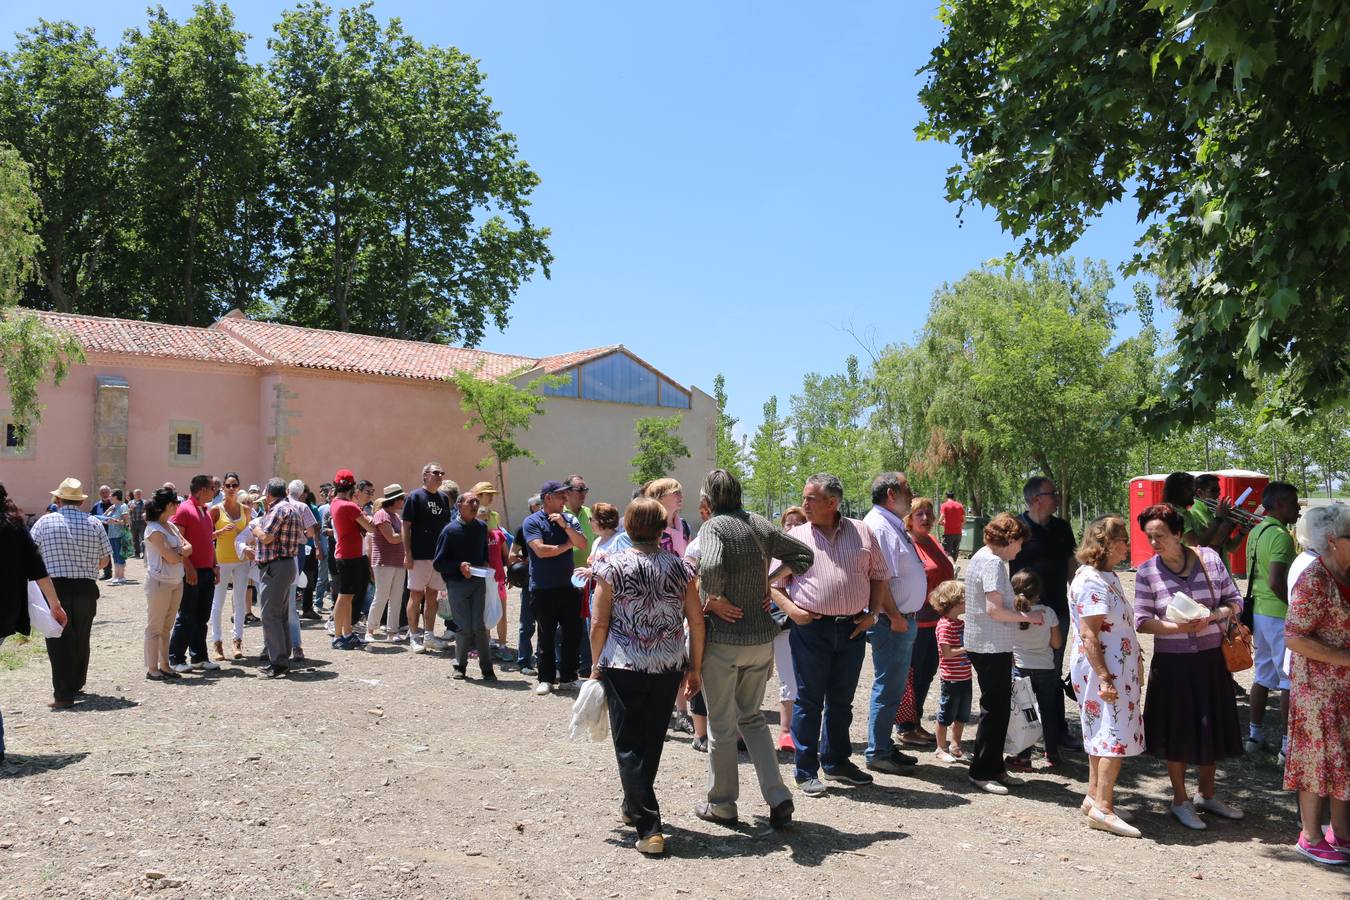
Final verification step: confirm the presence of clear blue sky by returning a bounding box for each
[2,1,1153,438]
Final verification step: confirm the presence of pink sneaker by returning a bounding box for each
[1324,826,1350,854]
[1296,833,1348,866]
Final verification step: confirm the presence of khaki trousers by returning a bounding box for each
[145,577,183,672]
[701,640,792,817]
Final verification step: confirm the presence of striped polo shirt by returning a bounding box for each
[1133,545,1244,654]
[785,515,888,616]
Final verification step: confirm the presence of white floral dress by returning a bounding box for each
[1068,566,1145,757]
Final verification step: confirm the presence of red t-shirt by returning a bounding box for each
[331,498,365,559]
[939,499,966,535]
[170,497,216,570]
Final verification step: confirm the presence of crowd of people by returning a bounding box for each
[1,464,1348,865]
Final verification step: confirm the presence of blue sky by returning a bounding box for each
[1,1,1154,437]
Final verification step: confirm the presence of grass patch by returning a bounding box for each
[0,634,47,671]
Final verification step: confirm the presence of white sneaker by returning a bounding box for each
[557,680,581,692]
[534,682,553,696]
[424,635,448,651]
[324,620,335,635]
[968,776,1008,795]
[935,749,958,764]
[171,663,192,674]
[189,660,206,671]
[410,638,426,654]
[1243,737,1264,755]
[1193,793,1244,820]
[200,659,221,671]
[1171,800,1207,830]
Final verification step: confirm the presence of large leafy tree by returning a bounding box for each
[744,396,794,518]
[0,20,120,314]
[789,355,877,514]
[119,1,275,325]
[918,1,1350,425]
[631,415,691,485]
[0,143,83,429]
[711,373,744,478]
[267,2,551,343]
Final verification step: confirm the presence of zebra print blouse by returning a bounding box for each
[594,548,693,674]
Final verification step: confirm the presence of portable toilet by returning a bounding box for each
[1214,469,1269,576]
[1127,474,1169,569]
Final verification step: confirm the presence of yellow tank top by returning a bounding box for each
[213,503,251,564]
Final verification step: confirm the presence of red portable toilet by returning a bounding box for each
[1214,469,1269,576]
[1127,474,1169,569]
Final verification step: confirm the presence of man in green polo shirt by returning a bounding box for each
[1243,481,1300,761]
[1188,474,1244,564]
[563,474,595,569]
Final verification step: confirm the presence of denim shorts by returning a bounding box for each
[937,678,972,726]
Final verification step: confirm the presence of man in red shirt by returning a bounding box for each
[939,492,965,560]
[169,474,221,673]
[329,469,376,650]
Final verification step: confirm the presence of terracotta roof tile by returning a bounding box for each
[211,316,539,381]
[533,345,624,374]
[29,311,269,366]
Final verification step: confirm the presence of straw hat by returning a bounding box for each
[51,477,88,502]
[469,480,497,497]
[373,483,405,508]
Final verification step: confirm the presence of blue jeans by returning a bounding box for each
[517,585,536,666]
[866,612,918,762]
[789,616,867,781]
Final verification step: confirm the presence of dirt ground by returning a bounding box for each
[1,559,1346,899]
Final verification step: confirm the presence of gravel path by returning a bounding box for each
[1,560,1345,898]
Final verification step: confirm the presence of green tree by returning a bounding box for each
[118,1,275,325]
[631,414,691,485]
[450,367,566,529]
[744,396,794,518]
[0,20,120,313]
[712,373,744,477]
[789,355,876,514]
[267,1,550,343]
[0,142,83,428]
[918,0,1350,425]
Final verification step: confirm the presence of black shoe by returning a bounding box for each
[159,669,183,680]
[452,667,467,680]
[301,610,322,621]
[480,671,498,682]
[1057,734,1084,752]
[768,798,794,829]
[692,736,709,753]
[822,761,874,786]
[265,665,287,679]
[245,613,260,625]
[889,747,919,766]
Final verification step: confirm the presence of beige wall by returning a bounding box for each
[511,386,717,531]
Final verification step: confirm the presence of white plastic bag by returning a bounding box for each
[569,678,609,742]
[483,587,502,631]
[27,581,65,639]
[1004,675,1042,755]
[1165,591,1209,623]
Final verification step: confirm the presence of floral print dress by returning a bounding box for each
[1284,559,1350,799]
[1068,565,1145,757]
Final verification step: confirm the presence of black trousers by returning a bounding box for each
[967,650,1014,781]
[532,585,581,684]
[300,549,319,613]
[169,568,216,665]
[45,578,98,703]
[603,668,683,838]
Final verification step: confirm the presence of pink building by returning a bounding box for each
[1,311,714,527]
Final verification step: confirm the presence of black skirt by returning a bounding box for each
[1143,647,1244,765]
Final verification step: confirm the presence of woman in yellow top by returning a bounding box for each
[209,473,252,660]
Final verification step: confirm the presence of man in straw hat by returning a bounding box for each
[470,480,510,660]
[29,477,113,709]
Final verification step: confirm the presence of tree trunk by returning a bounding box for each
[496,459,511,531]
[331,198,349,331]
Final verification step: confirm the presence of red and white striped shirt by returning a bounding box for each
[784,516,887,616]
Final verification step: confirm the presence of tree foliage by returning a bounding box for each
[631,414,691,485]
[0,2,550,342]
[712,373,744,478]
[744,396,794,518]
[0,142,83,428]
[450,367,566,529]
[918,0,1350,426]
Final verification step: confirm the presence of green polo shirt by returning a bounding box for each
[570,504,594,568]
[1245,516,1296,619]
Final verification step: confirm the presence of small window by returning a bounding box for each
[168,420,202,466]
[5,423,24,448]
[176,432,193,456]
[0,414,34,459]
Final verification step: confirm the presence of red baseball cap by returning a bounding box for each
[333,469,356,488]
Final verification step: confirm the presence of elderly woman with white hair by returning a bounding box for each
[1284,503,1350,865]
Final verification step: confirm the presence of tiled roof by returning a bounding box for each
[210,316,538,381]
[21,309,687,390]
[29,311,270,366]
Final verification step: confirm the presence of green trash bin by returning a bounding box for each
[961,515,990,556]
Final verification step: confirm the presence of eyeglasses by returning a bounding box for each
[462,499,480,506]
[429,470,445,477]
[572,486,589,494]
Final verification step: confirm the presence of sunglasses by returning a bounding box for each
[572,486,589,494]
[462,499,480,506]
[224,483,240,489]
[430,470,445,476]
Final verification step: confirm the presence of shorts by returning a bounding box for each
[937,678,972,726]
[407,558,445,593]
[1253,613,1290,691]
[335,556,371,599]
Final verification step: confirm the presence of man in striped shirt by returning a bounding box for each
[772,473,892,797]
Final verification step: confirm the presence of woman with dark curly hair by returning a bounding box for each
[1133,503,1245,831]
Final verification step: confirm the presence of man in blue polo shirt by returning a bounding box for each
[522,480,588,695]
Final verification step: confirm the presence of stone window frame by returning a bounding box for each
[168,420,202,467]
[0,411,34,459]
